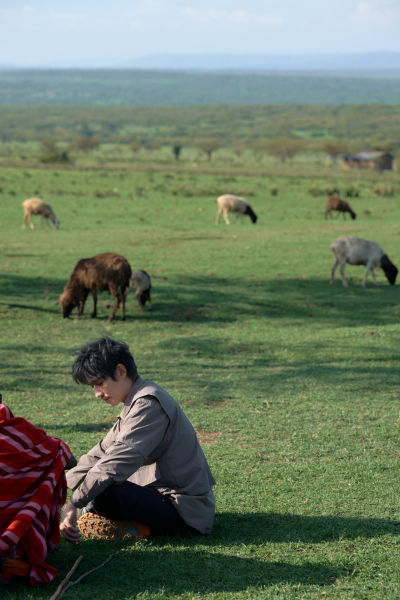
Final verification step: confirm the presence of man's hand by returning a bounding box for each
[60,500,81,545]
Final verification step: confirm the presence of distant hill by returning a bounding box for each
[2,52,399,75]
[121,52,400,74]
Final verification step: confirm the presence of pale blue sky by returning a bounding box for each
[0,0,399,66]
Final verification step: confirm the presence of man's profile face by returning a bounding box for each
[90,365,130,407]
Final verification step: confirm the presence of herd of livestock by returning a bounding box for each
[21,190,398,321]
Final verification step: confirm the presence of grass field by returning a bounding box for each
[0,163,399,600]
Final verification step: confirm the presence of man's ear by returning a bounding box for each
[116,364,127,379]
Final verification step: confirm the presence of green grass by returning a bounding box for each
[0,164,399,599]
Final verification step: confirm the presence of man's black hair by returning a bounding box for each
[72,336,138,384]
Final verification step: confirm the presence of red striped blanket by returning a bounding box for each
[0,400,71,586]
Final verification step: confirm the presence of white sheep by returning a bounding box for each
[330,236,398,288]
[131,270,152,309]
[215,194,257,225]
[22,198,60,230]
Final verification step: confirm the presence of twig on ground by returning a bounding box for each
[54,551,120,599]
[49,555,83,600]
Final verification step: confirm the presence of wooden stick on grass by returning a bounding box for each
[49,555,83,600]
[52,551,120,599]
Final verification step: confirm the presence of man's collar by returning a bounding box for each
[119,376,145,418]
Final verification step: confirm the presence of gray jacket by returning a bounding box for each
[66,377,216,534]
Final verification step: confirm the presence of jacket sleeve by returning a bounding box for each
[69,398,169,508]
[66,422,119,491]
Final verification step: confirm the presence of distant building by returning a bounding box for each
[343,151,393,171]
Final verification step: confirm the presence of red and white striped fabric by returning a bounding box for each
[0,399,71,586]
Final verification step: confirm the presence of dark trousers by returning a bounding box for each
[94,482,199,537]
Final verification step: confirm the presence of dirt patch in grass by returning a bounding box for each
[203,399,227,409]
[195,429,222,445]
[173,307,201,321]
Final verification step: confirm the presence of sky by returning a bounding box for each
[0,0,399,66]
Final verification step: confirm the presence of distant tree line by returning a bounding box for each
[34,135,396,166]
[0,70,399,106]
[0,105,398,165]
[0,105,398,151]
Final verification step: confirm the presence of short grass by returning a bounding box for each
[0,164,399,600]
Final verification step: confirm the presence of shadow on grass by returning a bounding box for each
[211,512,400,545]
[1,302,57,314]
[0,373,71,393]
[153,334,399,394]
[150,274,398,327]
[43,422,111,434]
[5,512,399,596]
[4,553,350,598]
[0,349,72,392]
[0,273,398,327]
[0,274,64,297]
[3,253,43,258]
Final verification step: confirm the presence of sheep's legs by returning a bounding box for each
[108,294,121,322]
[41,215,51,229]
[78,291,90,316]
[340,262,348,287]
[223,210,230,225]
[371,269,379,286]
[215,209,222,225]
[22,214,27,229]
[330,259,338,285]
[121,296,126,320]
[120,289,127,321]
[90,290,97,318]
[362,264,378,288]
[27,213,34,230]
[136,291,144,309]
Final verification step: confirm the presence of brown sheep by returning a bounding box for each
[59,253,132,321]
[325,196,356,220]
[22,198,60,230]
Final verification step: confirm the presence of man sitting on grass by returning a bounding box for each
[60,336,216,543]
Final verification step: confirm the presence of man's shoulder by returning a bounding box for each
[132,394,162,410]
[133,379,164,397]
[122,392,167,423]
[133,380,177,405]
